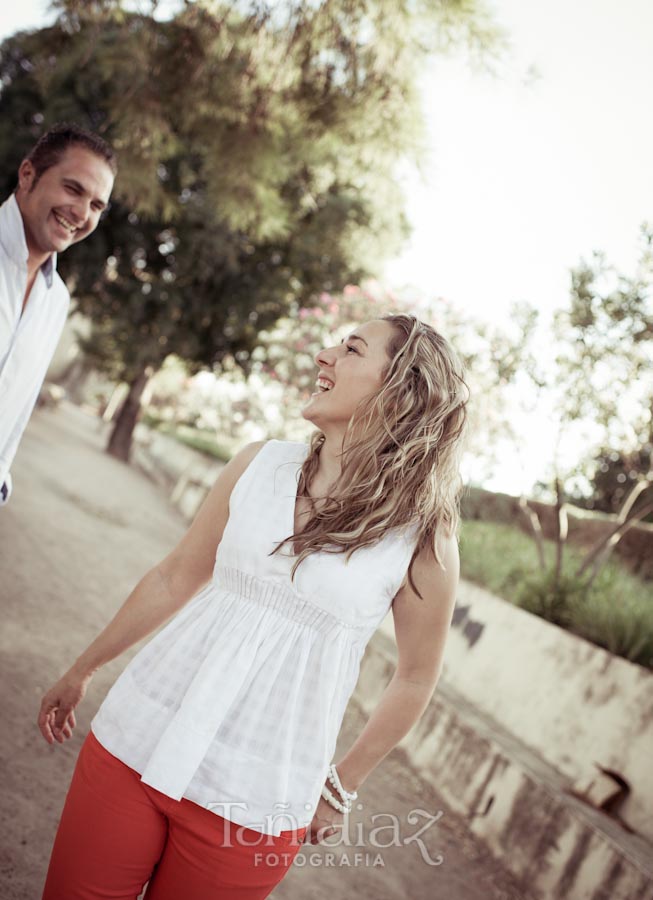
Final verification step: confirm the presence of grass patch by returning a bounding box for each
[141,414,232,463]
[459,519,653,670]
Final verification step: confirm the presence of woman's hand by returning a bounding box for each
[303,791,345,845]
[37,669,93,745]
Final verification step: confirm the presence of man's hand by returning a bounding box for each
[0,472,12,506]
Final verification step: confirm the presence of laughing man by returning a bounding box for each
[0,123,116,506]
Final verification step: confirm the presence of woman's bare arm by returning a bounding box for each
[331,534,460,793]
[37,440,265,744]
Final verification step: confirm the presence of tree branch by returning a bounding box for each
[554,478,568,586]
[578,497,653,589]
[519,495,546,570]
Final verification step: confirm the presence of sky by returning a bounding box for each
[1,0,651,492]
[4,1,651,322]
[386,0,653,325]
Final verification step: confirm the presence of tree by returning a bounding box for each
[0,0,501,459]
[554,226,653,522]
[518,226,653,607]
[142,283,538,478]
[581,446,653,521]
[259,288,540,473]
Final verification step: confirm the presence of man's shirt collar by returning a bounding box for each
[0,193,58,287]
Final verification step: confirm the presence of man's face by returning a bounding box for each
[15,145,114,258]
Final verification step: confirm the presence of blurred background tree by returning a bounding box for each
[554,224,653,522]
[515,225,653,616]
[0,0,502,459]
[136,281,537,494]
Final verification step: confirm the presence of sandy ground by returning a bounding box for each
[0,403,534,899]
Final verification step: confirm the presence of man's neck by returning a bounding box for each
[22,252,51,315]
[27,251,50,282]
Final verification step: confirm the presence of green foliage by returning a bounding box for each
[460,519,653,669]
[512,227,653,590]
[0,0,502,458]
[258,288,538,430]
[572,445,653,522]
[139,284,539,463]
[510,570,588,629]
[552,225,653,482]
[144,417,233,462]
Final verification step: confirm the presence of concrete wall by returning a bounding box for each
[131,424,221,521]
[381,579,653,843]
[361,627,653,900]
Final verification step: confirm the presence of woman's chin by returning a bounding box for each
[300,403,317,424]
[301,396,328,426]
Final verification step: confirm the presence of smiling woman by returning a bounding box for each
[38,312,469,900]
[303,321,392,426]
[286,315,469,592]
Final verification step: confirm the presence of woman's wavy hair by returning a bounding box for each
[274,313,470,598]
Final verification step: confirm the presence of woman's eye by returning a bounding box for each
[346,344,358,354]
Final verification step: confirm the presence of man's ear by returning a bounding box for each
[17,159,36,194]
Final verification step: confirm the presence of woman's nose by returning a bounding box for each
[314,346,337,367]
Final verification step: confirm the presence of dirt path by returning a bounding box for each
[0,404,532,899]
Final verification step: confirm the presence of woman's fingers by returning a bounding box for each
[52,704,76,741]
[37,676,88,745]
[60,710,76,739]
[38,699,72,744]
[38,698,58,744]
[308,822,341,844]
[62,709,76,737]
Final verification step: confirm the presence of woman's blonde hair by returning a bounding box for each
[274,313,469,597]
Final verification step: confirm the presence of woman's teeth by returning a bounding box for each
[316,378,333,392]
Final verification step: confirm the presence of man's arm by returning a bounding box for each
[0,380,41,507]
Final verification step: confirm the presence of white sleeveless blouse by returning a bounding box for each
[91,440,418,836]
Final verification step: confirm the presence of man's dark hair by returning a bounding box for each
[24,123,118,182]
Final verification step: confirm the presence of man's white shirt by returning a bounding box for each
[0,194,70,490]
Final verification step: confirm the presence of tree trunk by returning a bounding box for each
[553,478,568,588]
[106,366,152,462]
[58,356,92,405]
[576,478,652,580]
[519,495,546,570]
[581,499,653,591]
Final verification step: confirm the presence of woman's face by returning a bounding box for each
[302,319,396,429]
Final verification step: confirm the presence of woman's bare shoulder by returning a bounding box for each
[234,440,268,467]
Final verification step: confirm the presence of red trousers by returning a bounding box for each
[42,730,307,900]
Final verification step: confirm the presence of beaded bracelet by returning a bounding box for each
[328,764,358,804]
[321,784,350,814]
